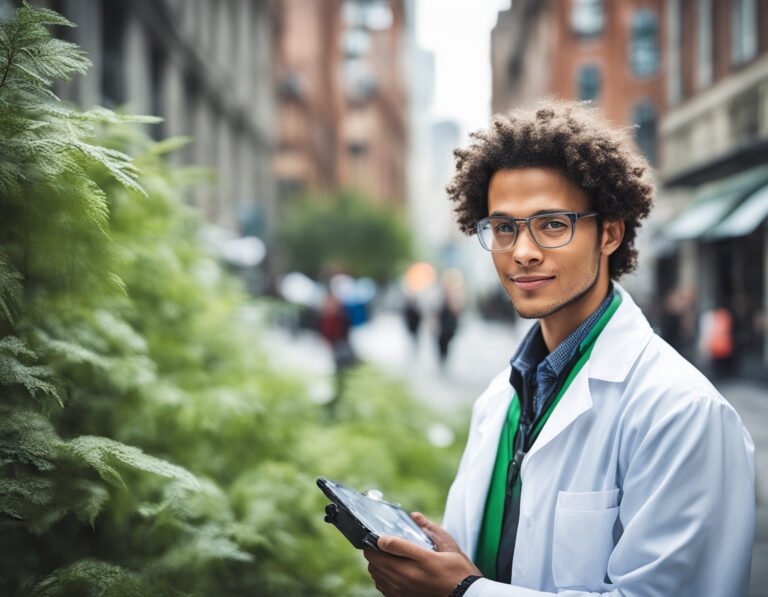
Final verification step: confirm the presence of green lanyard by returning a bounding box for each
[474,293,622,579]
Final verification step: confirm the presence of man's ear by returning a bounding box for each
[601,220,624,257]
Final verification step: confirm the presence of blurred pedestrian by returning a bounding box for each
[436,297,459,368]
[402,297,422,348]
[699,305,734,379]
[318,292,355,409]
[364,100,754,597]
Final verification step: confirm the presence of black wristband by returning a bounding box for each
[448,574,482,597]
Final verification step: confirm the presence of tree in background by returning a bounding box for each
[0,5,461,595]
[276,191,412,283]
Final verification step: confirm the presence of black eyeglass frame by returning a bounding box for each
[475,211,600,252]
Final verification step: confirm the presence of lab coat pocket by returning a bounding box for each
[552,489,619,592]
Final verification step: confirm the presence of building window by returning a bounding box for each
[577,65,601,101]
[731,0,757,65]
[629,9,660,77]
[347,140,368,157]
[633,102,657,166]
[697,0,713,88]
[571,0,604,38]
[667,0,682,105]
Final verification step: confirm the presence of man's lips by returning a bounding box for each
[510,275,555,291]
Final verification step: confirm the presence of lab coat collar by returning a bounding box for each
[585,283,654,382]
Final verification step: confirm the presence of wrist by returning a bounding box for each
[448,574,482,597]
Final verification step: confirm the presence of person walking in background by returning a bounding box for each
[699,304,735,379]
[402,297,422,350]
[436,296,459,368]
[364,100,754,597]
[318,292,355,409]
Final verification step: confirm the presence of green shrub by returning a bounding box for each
[0,5,463,595]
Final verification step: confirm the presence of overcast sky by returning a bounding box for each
[415,0,511,136]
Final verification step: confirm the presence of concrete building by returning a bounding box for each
[658,0,768,379]
[275,0,409,204]
[41,0,278,241]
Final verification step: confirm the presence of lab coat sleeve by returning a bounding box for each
[462,396,755,597]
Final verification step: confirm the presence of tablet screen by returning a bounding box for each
[321,479,435,551]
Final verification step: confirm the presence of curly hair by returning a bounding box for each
[446,100,655,279]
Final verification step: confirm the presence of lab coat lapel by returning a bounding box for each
[524,367,593,465]
[462,383,514,558]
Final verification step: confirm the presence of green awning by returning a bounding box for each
[662,166,768,241]
[710,182,768,239]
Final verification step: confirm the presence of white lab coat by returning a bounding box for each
[443,284,755,597]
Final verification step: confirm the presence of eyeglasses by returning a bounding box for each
[476,211,599,252]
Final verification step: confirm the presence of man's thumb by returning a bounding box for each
[376,535,423,559]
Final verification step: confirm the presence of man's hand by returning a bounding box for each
[363,512,482,597]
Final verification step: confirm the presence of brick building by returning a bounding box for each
[275,0,409,204]
[491,0,665,166]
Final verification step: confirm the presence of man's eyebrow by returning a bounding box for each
[488,208,571,217]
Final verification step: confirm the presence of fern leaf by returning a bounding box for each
[72,140,146,196]
[17,1,77,29]
[27,559,156,596]
[73,480,110,527]
[0,336,60,402]
[81,105,162,126]
[66,436,199,490]
[0,475,54,519]
[0,408,61,471]
[0,335,35,359]
[33,331,110,370]
[0,4,90,98]
[0,251,23,324]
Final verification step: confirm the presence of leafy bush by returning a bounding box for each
[0,5,463,596]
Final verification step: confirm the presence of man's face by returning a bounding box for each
[487,167,607,322]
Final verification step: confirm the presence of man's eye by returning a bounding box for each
[541,218,568,230]
[495,222,515,234]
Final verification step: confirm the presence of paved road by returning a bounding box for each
[267,310,768,595]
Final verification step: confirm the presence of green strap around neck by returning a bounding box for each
[474,292,622,579]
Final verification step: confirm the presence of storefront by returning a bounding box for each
[659,166,768,380]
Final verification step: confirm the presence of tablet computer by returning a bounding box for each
[317,477,435,551]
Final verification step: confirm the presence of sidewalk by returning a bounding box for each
[717,380,768,596]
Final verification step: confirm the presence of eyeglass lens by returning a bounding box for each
[478,214,575,251]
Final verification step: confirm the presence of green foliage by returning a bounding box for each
[276,191,412,282]
[0,5,464,596]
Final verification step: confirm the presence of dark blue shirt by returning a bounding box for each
[510,285,615,418]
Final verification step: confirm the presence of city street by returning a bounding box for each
[268,309,768,596]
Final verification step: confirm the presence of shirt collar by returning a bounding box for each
[509,284,616,380]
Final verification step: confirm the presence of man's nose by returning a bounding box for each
[513,225,543,267]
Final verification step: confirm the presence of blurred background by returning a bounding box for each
[1,0,767,595]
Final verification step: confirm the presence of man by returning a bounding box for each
[364,101,755,596]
